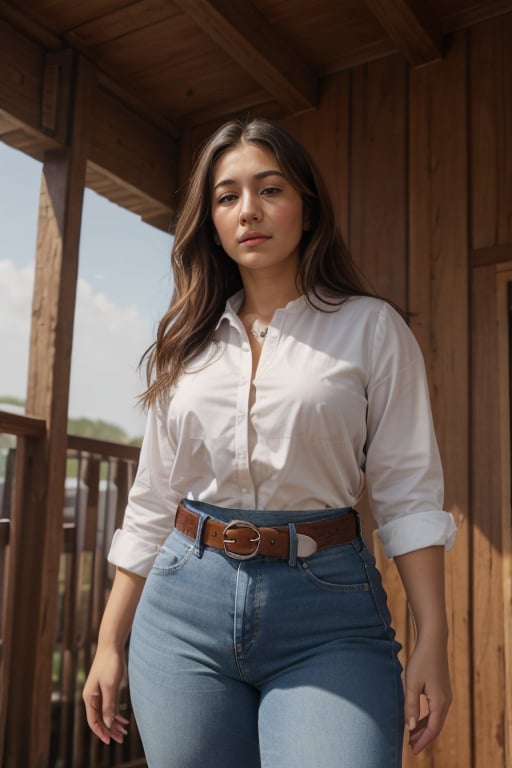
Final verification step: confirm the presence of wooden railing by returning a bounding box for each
[0,411,146,767]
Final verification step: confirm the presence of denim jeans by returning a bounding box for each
[128,500,404,767]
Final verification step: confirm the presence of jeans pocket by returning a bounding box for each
[151,529,195,575]
[299,540,371,592]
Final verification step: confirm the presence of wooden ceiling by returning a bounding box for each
[1,0,511,226]
[2,0,512,133]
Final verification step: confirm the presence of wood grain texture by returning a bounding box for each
[472,243,512,267]
[470,13,512,249]
[364,0,443,64]
[348,53,412,761]
[471,264,508,766]
[408,30,470,767]
[496,265,512,766]
[13,55,93,768]
[280,71,351,241]
[0,434,47,765]
[172,0,318,112]
[90,85,178,211]
[0,410,46,437]
[350,54,408,305]
[0,18,44,126]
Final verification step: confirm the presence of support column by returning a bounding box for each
[3,54,94,767]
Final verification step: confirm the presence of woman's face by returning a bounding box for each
[211,142,305,281]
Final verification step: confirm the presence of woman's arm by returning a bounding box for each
[83,567,146,745]
[394,545,452,755]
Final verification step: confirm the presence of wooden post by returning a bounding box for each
[3,54,94,768]
[0,430,46,764]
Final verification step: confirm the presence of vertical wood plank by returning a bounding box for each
[350,54,408,307]
[349,50,411,737]
[280,71,351,242]
[409,31,470,768]
[470,14,512,250]
[496,265,512,767]
[4,55,94,768]
[471,264,508,766]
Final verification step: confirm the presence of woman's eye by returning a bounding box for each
[218,193,237,204]
[261,186,280,196]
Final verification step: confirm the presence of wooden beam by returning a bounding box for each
[471,244,512,268]
[172,0,318,113]
[91,86,178,214]
[41,50,73,144]
[0,17,45,128]
[3,54,93,768]
[0,18,178,218]
[363,0,443,65]
[0,410,46,438]
[442,1,512,33]
[67,434,140,462]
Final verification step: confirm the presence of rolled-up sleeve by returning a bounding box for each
[365,304,457,557]
[108,398,179,576]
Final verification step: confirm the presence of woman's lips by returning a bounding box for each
[239,233,271,247]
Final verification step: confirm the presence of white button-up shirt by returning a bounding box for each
[109,292,456,576]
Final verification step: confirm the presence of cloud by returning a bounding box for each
[0,259,153,437]
[0,260,34,396]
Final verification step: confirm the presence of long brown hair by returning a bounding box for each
[142,118,373,407]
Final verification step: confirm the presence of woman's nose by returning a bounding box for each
[239,193,262,224]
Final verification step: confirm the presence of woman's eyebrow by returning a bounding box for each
[213,169,285,191]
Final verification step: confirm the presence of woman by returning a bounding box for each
[83,118,456,767]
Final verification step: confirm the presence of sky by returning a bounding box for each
[0,142,174,438]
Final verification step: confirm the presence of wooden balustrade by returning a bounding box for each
[0,411,146,767]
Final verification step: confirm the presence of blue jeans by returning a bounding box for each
[128,500,404,767]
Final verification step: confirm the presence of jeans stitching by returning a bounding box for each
[300,562,370,592]
[353,543,391,632]
[151,544,195,575]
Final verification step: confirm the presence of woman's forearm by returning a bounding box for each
[394,545,452,754]
[394,545,448,641]
[97,567,146,650]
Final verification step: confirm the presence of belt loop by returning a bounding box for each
[288,522,298,567]
[194,512,209,559]
[354,509,363,539]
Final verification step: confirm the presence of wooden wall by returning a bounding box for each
[279,15,510,768]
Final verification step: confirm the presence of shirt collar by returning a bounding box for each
[214,290,308,332]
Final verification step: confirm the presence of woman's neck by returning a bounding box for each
[238,273,302,323]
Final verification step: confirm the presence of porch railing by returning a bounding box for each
[0,410,146,767]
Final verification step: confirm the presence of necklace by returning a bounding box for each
[248,319,269,343]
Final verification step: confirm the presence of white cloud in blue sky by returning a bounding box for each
[0,142,174,436]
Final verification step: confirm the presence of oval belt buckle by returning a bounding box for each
[223,520,261,560]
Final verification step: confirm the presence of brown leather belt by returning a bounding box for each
[175,503,359,561]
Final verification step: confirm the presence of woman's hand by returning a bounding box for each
[404,637,452,754]
[82,567,145,744]
[83,645,130,745]
[394,546,452,754]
